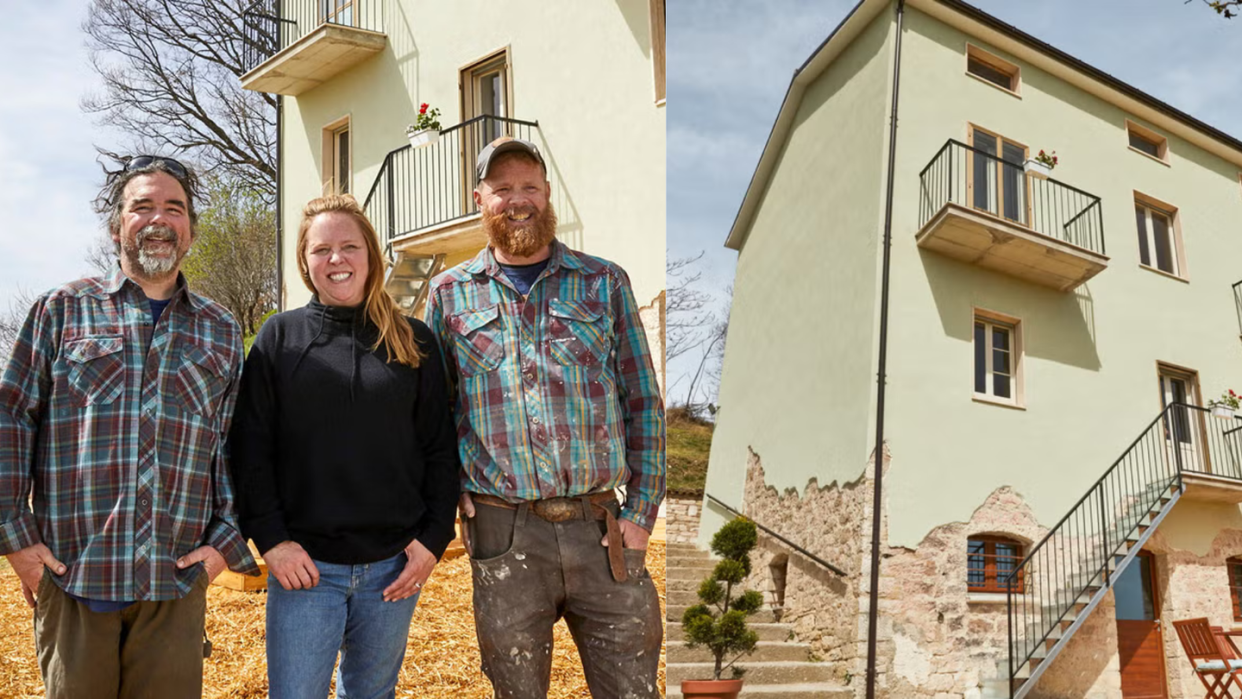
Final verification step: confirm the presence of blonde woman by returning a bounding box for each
[229,195,459,699]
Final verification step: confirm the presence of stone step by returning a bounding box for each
[668,641,813,663]
[667,683,852,699]
[668,622,795,643]
[667,557,716,570]
[667,661,835,686]
[667,604,782,623]
[666,543,704,554]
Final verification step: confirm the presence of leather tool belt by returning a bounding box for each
[470,491,629,583]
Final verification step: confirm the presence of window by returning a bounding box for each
[968,125,1029,226]
[322,0,353,25]
[1127,120,1169,164]
[974,310,1023,407]
[649,0,666,104]
[966,44,1020,95]
[1134,193,1185,278]
[321,117,351,195]
[462,50,511,150]
[968,536,1024,593]
[1229,558,1242,621]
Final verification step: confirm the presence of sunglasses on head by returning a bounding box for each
[125,155,188,180]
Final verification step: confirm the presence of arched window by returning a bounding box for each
[967,535,1024,593]
[1228,557,1242,621]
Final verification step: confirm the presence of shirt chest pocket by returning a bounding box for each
[63,336,125,407]
[547,299,610,366]
[449,305,506,376]
[172,344,228,419]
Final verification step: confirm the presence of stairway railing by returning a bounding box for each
[1005,403,1242,697]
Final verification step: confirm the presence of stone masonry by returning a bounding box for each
[665,491,703,544]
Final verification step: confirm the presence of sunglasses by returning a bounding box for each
[125,155,188,180]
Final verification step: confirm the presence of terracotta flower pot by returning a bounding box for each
[681,678,744,699]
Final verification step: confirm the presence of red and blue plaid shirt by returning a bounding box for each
[0,268,257,601]
[426,241,665,530]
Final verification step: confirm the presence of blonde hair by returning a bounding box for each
[296,194,423,368]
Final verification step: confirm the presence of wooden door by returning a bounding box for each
[1115,551,1168,698]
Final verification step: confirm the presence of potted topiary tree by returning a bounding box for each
[680,517,764,699]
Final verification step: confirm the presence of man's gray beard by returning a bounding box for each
[122,224,184,279]
[482,201,558,259]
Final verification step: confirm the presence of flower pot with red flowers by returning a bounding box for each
[1210,389,1240,419]
[1024,149,1058,179]
[406,103,442,148]
[680,517,762,699]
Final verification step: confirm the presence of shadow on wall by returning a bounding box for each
[920,249,1102,371]
[614,0,653,57]
[533,131,585,251]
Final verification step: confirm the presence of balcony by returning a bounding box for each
[241,0,385,96]
[363,115,541,259]
[917,139,1108,292]
[1170,405,1242,504]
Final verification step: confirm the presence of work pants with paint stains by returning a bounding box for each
[469,498,662,699]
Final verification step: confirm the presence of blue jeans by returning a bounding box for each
[266,552,419,699]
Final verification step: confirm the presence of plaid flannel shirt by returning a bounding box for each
[0,268,257,601]
[426,241,665,530]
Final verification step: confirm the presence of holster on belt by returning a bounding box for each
[469,491,629,583]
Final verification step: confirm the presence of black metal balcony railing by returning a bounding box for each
[1233,280,1241,337]
[919,139,1106,256]
[363,115,540,242]
[1005,403,1242,697]
[242,0,385,73]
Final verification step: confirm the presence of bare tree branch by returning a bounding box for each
[0,288,40,362]
[667,251,716,361]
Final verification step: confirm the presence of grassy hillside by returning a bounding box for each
[667,407,713,493]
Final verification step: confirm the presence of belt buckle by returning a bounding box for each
[536,499,577,523]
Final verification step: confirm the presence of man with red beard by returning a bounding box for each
[426,137,664,698]
[0,156,257,698]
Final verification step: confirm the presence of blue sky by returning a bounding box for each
[666,0,1242,400]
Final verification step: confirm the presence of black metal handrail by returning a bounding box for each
[919,139,1105,256]
[243,0,385,73]
[1233,280,1241,337]
[1005,403,1242,696]
[362,115,540,242]
[705,493,847,577]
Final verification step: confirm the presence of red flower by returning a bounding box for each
[420,103,428,114]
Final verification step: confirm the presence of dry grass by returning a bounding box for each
[0,543,666,698]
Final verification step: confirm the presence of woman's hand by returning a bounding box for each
[264,541,320,590]
[383,539,436,602]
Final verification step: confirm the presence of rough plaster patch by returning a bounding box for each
[893,632,932,685]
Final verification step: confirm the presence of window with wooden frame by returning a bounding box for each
[1127,120,1169,164]
[1134,192,1186,279]
[968,536,1024,593]
[462,50,512,153]
[649,0,666,104]
[968,125,1030,227]
[974,309,1024,407]
[1229,558,1242,621]
[322,0,353,25]
[965,44,1020,95]
[321,117,351,196]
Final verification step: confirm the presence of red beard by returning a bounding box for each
[482,201,558,259]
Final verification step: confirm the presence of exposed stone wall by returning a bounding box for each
[665,493,703,544]
[638,291,665,395]
[1146,527,1242,699]
[741,448,872,685]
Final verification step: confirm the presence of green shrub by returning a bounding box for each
[681,517,762,680]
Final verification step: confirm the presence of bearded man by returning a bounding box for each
[426,137,665,699]
[0,156,257,698]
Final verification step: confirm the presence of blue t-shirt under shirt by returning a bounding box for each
[498,259,550,297]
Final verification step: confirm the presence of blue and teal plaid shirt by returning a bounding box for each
[426,241,666,530]
[0,268,258,601]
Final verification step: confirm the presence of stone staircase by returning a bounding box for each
[665,542,852,699]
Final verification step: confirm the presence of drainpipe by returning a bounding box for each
[275,93,284,312]
[865,1,905,697]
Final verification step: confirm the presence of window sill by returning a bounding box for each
[965,71,1022,99]
[1128,145,1171,167]
[1139,264,1189,284]
[973,394,1026,411]
[967,592,1010,604]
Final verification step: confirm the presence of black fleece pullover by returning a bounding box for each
[228,298,460,563]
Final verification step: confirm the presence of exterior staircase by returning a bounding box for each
[993,403,1241,699]
[664,542,851,698]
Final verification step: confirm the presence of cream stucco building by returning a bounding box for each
[239,0,667,381]
[697,1,1242,697]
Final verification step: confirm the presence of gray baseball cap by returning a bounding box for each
[476,136,546,183]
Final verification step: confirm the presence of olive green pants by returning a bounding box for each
[33,568,209,699]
